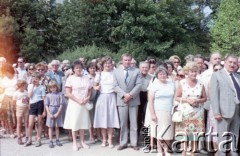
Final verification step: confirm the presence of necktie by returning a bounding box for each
[230,73,240,100]
[124,69,129,84]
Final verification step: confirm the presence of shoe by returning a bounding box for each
[72,145,79,151]
[56,139,62,146]
[35,140,41,147]
[24,140,32,147]
[131,146,140,151]
[81,143,89,149]
[165,152,171,156]
[117,146,128,151]
[108,144,114,148]
[49,140,54,148]
[101,140,107,147]
[199,149,208,155]
[17,137,23,145]
[10,134,17,138]
[89,138,95,144]
[24,137,28,144]
[157,153,163,156]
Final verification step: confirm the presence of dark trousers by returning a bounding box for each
[137,91,148,136]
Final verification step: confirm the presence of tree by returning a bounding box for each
[0,10,18,63]
[210,0,240,55]
[1,0,61,62]
[58,0,210,61]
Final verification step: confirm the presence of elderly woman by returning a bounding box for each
[63,60,92,151]
[174,62,207,156]
[148,66,175,156]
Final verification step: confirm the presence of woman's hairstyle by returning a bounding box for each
[169,55,181,63]
[164,60,174,69]
[86,62,97,73]
[183,62,198,74]
[99,56,112,70]
[213,63,223,69]
[26,63,35,71]
[47,80,60,93]
[16,79,27,90]
[31,72,42,79]
[35,62,46,69]
[156,60,168,70]
[71,60,84,71]
[155,66,168,78]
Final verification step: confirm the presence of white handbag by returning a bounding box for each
[85,102,93,111]
[172,99,183,122]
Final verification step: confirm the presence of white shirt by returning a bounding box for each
[17,67,27,80]
[95,71,114,93]
[1,76,17,96]
[13,90,29,106]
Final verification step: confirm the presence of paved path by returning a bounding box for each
[0,134,208,156]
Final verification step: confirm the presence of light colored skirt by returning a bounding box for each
[93,93,119,128]
[63,99,91,131]
[150,110,174,140]
[144,103,151,127]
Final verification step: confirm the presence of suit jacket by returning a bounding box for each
[210,69,240,118]
[113,66,141,107]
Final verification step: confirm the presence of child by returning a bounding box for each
[45,80,64,148]
[13,80,29,145]
[24,72,46,147]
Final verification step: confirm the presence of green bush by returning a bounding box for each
[55,45,118,63]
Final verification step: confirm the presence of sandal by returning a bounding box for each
[49,140,54,148]
[35,140,41,147]
[101,140,107,147]
[56,139,62,146]
[18,137,23,145]
[24,140,32,147]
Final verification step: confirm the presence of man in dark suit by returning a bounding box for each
[113,54,141,151]
[210,54,240,156]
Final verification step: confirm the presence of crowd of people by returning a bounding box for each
[0,52,239,156]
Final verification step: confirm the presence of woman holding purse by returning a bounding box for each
[174,62,207,156]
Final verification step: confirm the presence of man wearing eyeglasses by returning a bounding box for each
[16,57,27,80]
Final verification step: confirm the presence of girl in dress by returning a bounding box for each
[93,56,120,148]
[13,80,29,145]
[63,60,92,151]
[45,81,64,148]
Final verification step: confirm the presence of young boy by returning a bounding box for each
[24,72,46,147]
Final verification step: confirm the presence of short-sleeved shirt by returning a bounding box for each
[28,84,46,104]
[13,90,29,106]
[65,75,92,101]
[95,71,114,94]
[148,79,175,112]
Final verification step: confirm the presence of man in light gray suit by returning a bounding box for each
[210,54,240,156]
[113,54,141,151]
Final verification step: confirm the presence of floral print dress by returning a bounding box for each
[175,79,205,141]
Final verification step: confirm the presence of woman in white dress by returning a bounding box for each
[93,56,119,148]
[148,66,175,156]
[63,60,92,151]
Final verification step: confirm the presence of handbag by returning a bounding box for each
[85,102,93,111]
[172,110,183,122]
[172,99,183,122]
